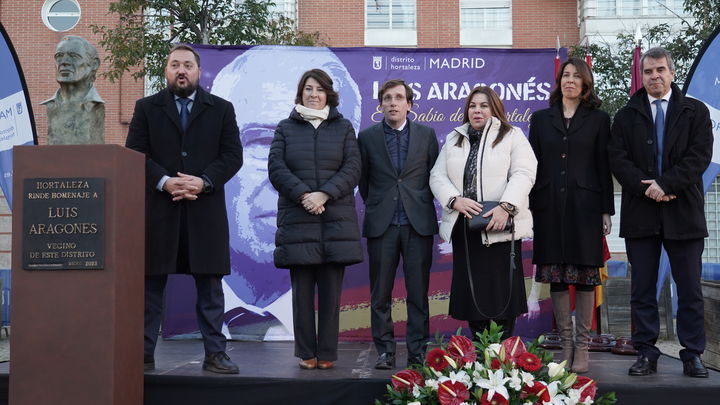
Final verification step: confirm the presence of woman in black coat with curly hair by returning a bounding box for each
[529,57,614,373]
[268,69,363,370]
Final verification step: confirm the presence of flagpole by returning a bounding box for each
[630,27,643,95]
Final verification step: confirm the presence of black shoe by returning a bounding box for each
[683,356,709,378]
[375,352,395,370]
[628,355,657,376]
[203,352,239,374]
[144,354,155,371]
[408,354,424,367]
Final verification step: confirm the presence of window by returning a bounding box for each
[704,176,720,263]
[365,0,417,46]
[648,0,684,15]
[596,0,617,16]
[595,0,686,17]
[42,0,81,32]
[460,0,512,46]
[366,0,416,29]
[269,0,297,22]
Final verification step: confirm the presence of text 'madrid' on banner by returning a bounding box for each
[0,23,38,210]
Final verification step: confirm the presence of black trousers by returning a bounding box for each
[368,225,433,357]
[626,236,706,362]
[290,264,345,361]
[144,274,227,356]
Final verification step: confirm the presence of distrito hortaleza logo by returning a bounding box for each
[372,56,383,70]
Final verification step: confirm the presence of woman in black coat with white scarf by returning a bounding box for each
[529,58,614,373]
[268,69,363,370]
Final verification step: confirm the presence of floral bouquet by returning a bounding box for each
[376,322,617,405]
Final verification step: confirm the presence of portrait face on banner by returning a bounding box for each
[211,46,362,337]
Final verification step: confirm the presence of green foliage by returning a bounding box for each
[569,0,719,118]
[90,0,320,90]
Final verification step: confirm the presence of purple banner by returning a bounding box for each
[163,45,562,342]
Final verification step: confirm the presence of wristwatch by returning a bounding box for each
[500,201,517,215]
[201,176,213,194]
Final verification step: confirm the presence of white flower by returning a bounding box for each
[520,370,535,386]
[425,378,439,390]
[581,397,594,405]
[412,384,421,398]
[547,361,567,379]
[544,381,570,405]
[488,343,502,355]
[407,402,421,405]
[565,388,581,405]
[449,370,472,386]
[474,368,511,401]
[508,368,522,391]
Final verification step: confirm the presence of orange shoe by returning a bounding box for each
[317,360,335,370]
[299,358,317,369]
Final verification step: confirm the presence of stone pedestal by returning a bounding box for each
[10,145,144,405]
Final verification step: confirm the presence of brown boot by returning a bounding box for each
[572,290,595,373]
[550,290,574,368]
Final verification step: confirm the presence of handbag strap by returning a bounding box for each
[462,123,517,320]
[463,217,516,320]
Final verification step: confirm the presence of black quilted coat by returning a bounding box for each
[268,107,363,269]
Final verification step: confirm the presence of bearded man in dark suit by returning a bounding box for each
[358,79,439,369]
[126,44,243,374]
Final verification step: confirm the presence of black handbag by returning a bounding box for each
[467,201,514,232]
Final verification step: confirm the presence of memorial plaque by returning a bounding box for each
[22,177,105,269]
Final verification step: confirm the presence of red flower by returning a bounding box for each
[427,348,450,371]
[390,369,425,393]
[572,376,597,401]
[438,380,470,405]
[517,352,542,372]
[480,391,509,405]
[447,335,477,366]
[490,358,503,369]
[501,336,527,361]
[522,381,550,403]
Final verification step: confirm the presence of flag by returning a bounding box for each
[554,36,561,78]
[0,23,38,209]
[585,39,593,69]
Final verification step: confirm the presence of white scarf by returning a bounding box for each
[295,104,330,129]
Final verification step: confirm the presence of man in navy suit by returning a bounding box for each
[126,44,243,374]
[609,47,711,378]
[358,79,439,369]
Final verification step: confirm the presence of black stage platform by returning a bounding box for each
[0,339,718,405]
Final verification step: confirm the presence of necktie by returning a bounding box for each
[653,99,665,175]
[178,98,190,131]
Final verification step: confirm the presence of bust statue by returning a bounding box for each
[42,35,105,144]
